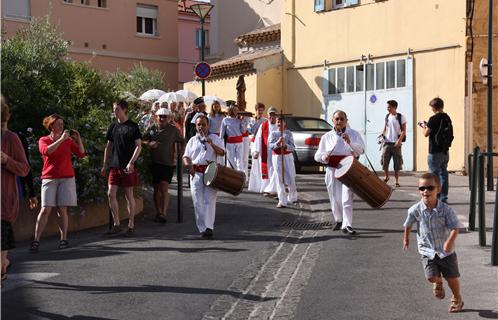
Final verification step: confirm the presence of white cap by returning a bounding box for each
[156,108,171,116]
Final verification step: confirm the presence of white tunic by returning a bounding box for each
[314,128,365,228]
[248,120,278,193]
[183,133,224,233]
[269,130,298,206]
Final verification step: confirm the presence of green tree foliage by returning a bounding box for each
[1,16,166,203]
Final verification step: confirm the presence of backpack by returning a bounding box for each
[385,113,406,142]
[435,114,454,150]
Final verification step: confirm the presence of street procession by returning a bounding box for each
[2,0,497,319]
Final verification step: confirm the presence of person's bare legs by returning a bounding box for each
[383,169,389,182]
[56,206,69,241]
[124,187,135,229]
[446,277,462,301]
[1,251,9,277]
[395,170,400,185]
[107,185,120,226]
[34,206,54,241]
[160,181,170,219]
[153,184,162,216]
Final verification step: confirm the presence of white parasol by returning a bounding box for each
[157,92,186,104]
[175,89,198,103]
[139,89,167,101]
[203,95,227,107]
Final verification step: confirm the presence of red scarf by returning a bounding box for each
[261,120,269,179]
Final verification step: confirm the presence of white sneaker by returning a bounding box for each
[276,202,286,208]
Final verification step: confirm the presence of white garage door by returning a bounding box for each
[322,57,414,171]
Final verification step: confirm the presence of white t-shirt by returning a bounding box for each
[385,113,407,143]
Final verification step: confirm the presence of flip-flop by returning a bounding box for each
[449,298,464,312]
[383,177,390,183]
[395,183,401,188]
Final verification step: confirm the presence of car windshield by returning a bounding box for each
[287,118,333,131]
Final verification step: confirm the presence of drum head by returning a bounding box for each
[334,156,355,178]
[203,162,218,186]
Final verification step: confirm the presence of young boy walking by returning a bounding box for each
[403,172,464,313]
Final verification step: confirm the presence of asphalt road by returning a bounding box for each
[2,172,497,320]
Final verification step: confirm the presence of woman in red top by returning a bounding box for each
[30,114,85,252]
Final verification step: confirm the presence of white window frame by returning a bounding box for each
[314,0,325,12]
[136,4,159,37]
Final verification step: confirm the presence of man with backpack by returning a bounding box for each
[381,100,406,187]
[418,97,453,203]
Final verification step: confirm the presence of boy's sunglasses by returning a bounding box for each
[418,186,436,191]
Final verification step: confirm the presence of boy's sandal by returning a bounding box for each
[395,182,401,188]
[433,282,445,299]
[29,240,40,253]
[448,298,464,313]
[58,240,69,249]
[1,273,7,281]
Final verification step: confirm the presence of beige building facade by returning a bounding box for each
[187,0,497,172]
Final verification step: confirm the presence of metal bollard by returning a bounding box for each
[478,154,486,246]
[108,208,113,230]
[469,146,479,231]
[468,153,473,190]
[176,142,184,223]
[492,178,498,266]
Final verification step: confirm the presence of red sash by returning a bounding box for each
[242,130,249,137]
[272,149,292,155]
[327,155,347,168]
[227,135,243,143]
[261,120,269,179]
[193,164,208,173]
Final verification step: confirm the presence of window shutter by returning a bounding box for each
[136,5,158,19]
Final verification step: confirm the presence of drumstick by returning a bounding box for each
[280,110,286,191]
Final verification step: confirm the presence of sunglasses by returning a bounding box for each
[418,186,436,191]
[158,115,168,119]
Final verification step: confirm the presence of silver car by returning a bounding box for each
[284,116,333,172]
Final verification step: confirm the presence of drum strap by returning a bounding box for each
[193,164,208,173]
[363,153,379,177]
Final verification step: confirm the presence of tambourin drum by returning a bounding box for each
[334,156,392,208]
[203,162,246,196]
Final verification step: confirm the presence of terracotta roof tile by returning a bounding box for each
[234,23,281,47]
[206,47,282,79]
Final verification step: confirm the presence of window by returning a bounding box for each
[346,66,355,93]
[195,29,210,49]
[366,64,374,91]
[336,68,345,94]
[314,0,325,12]
[386,61,395,89]
[396,59,406,87]
[97,0,106,7]
[136,4,158,36]
[80,0,89,5]
[63,0,73,3]
[376,62,385,90]
[355,66,364,92]
[333,0,345,9]
[2,0,31,20]
[328,68,337,94]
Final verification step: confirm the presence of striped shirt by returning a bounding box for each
[403,200,460,259]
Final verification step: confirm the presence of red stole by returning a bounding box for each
[261,120,269,179]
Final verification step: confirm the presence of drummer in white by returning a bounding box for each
[183,115,225,238]
[314,110,365,235]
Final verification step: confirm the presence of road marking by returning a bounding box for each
[202,192,327,320]
[1,272,59,292]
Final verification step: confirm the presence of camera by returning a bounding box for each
[417,121,427,127]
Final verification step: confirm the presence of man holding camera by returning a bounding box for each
[380,100,406,187]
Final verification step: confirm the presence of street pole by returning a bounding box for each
[200,17,206,97]
[486,0,494,191]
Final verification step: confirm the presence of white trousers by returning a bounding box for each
[242,137,250,180]
[248,156,270,193]
[324,167,353,227]
[226,142,245,173]
[190,172,217,233]
[272,154,298,206]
